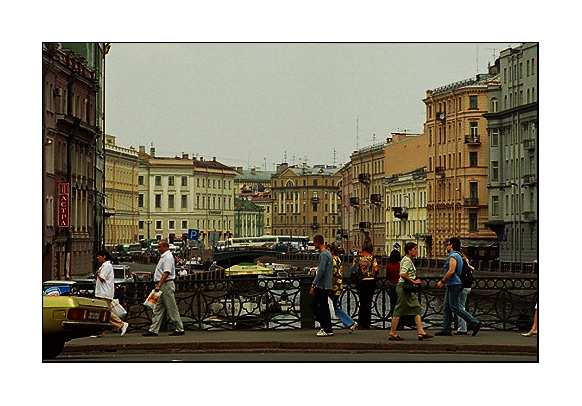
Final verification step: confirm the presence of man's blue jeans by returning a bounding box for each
[330,295,356,328]
[442,284,479,333]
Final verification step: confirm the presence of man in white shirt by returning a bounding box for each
[142,240,185,336]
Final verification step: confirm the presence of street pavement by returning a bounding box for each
[63,327,538,359]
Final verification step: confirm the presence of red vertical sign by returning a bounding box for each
[58,182,69,227]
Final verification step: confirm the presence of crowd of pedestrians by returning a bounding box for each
[94,234,537,341]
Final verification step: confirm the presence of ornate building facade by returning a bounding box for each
[270,164,341,243]
[424,73,498,259]
[484,43,538,263]
[137,147,237,246]
[42,43,107,280]
[104,135,139,245]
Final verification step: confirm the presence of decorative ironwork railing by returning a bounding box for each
[69,274,537,334]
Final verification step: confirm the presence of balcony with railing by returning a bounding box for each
[392,206,408,220]
[522,173,537,185]
[358,173,371,184]
[370,194,382,205]
[358,222,371,230]
[464,197,479,207]
[435,166,445,177]
[350,197,360,207]
[465,134,481,144]
[522,138,536,150]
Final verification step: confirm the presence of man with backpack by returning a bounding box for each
[435,237,482,336]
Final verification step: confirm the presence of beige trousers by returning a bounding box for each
[149,281,184,334]
[101,298,125,329]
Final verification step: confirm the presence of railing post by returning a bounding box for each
[299,276,315,329]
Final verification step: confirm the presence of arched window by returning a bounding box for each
[490,98,498,113]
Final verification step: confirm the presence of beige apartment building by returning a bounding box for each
[383,133,428,256]
[385,167,428,258]
[104,135,139,245]
[271,164,341,243]
[341,133,425,254]
[347,142,386,253]
[137,146,237,244]
[423,73,497,259]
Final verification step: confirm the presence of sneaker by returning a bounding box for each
[316,330,334,337]
[169,330,185,336]
[120,322,129,336]
[434,331,452,336]
[455,331,468,335]
[349,322,358,334]
[90,332,105,338]
[141,331,158,337]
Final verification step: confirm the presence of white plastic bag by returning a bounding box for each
[111,298,127,318]
[328,297,336,319]
[143,290,162,309]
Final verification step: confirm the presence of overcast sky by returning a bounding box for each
[105,43,519,170]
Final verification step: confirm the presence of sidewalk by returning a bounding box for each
[63,328,538,356]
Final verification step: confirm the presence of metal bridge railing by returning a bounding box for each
[69,275,537,333]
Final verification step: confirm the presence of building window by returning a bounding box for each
[490,98,498,113]
[181,176,187,187]
[491,129,499,147]
[469,152,478,167]
[182,220,188,229]
[155,194,162,208]
[155,176,161,186]
[168,176,174,187]
[469,95,478,109]
[138,194,144,208]
[491,161,499,182]
[469,213,478,231]
[139,221,144,229]
[155,220,162,230]
[138,175,144,185]
[168,194,175,209]
[169,220,175,230]
[491,196,499,216]
[181,195,187,209]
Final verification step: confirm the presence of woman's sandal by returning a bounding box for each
[389,334,405,341]
[418,333,434,341]
[522,331,537,337]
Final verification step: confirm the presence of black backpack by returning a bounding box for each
[460,258,474,288]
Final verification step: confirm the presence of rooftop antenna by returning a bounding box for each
[284,151,287,163]
[356,117,359,150]
[476,43,479,74]
[371,133,376,144]
[333,148,337,167]
[263,157,267,171]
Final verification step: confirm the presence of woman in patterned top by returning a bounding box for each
[388,242,433,341]
[354,239,379,329]
[328,244,358,333]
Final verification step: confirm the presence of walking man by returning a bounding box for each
[142,240,185,337]
[309,235,334,337]
[435,237,482,336]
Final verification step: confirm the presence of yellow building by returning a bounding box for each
[137,146,237,245]
[104,135,139,245]
[271,164,341,243]
[423,73,497,258]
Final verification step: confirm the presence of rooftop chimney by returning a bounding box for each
[212,157,216,162]
[150,147,155,157]
[182,153,189,159]
[139,145,146,154]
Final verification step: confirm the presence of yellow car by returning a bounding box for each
[42,284,114,359]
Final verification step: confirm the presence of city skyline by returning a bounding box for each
[105,42,519,170]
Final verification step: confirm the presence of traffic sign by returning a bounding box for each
[188,229,200,241]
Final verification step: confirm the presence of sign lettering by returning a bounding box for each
[58,182,69,227]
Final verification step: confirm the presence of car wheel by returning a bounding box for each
[42,338,65,359]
